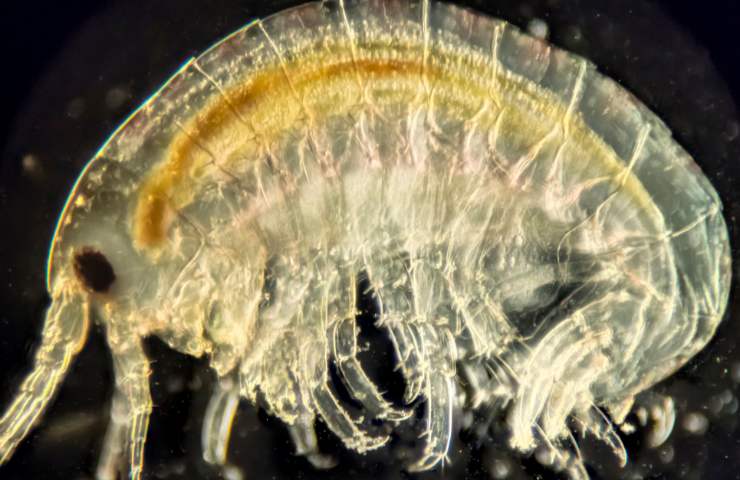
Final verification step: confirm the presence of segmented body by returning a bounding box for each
[0,1,731,479]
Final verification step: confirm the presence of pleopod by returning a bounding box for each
[0,1,731,479]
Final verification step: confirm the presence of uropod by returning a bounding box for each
[0,1,732,479]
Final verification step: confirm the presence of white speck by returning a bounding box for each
[635,406,648,426]
[724,121,739,141]
[527,19,549,40]
[725,396,739,415]
[490,458,511,479]
[66,97,85,119]
[658,444,674,464]
[726,397,739,415]
[166,376,185,393]
[709,389,735,416]
[708,393,725,415]
[620,422,636,434]
[461,410,474,430]
[535,446,555,466]
[223,465,243,480]
[731,362,740,383]
[106,86,130,110]
[21,154,42,178]
[682,412,709,435]
[565,25,583,44]
[188,374,203,391]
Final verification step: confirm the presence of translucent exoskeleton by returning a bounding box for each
[0,1,731,479]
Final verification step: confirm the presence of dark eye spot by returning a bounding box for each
[73,247,116,293]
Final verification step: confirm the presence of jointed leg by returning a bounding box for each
[0,288,88,463]
[98,327,152,480]
[300,340,389,454]
[96,390,127,480]
[332,316,411,423]
[287,413,337,469]
[202,377,239,465]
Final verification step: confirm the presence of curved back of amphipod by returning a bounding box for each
[1,1,731,479]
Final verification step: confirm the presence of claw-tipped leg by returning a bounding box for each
[0,286,88,464]
[202,377,240,465]
[310,380,391,452]
[406,374,456,472]
[97,326,152,480]
[301,340,390,455]
[332,317,411,422]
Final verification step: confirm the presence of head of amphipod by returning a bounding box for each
[0,149,162,477]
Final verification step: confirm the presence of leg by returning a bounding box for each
[287,413,337,469]
[332,316,411,422]
[407,325,457,473]
[0,287,88,463]
[300,340,389,454]
[202,377,239,465]
[97,328,152,480]
[95,390,127,480]
[407,373,456,472]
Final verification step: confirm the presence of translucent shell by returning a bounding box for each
[1,1,730,479]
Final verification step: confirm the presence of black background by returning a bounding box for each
[1,1,739,479]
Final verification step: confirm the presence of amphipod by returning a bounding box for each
[0,1,731,479]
